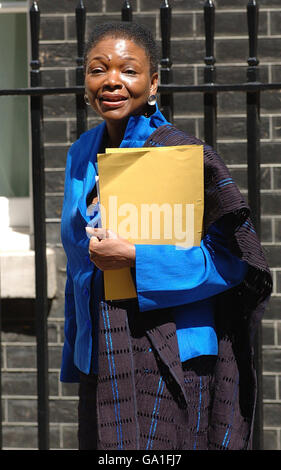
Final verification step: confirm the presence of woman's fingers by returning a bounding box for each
[106,229,118,239]
[87,237,135,270]
[86,226,106,240]
[86,226,135,269]
[86,226,119,240]
[88,234,99,261]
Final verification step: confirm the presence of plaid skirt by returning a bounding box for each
[78,300,217,450]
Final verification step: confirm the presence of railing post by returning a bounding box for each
[247,0,261,236]
[121,0,133,21]
[160,0,173,123]
[76,1,87,138]
[247,0,263,450]
[203,0,217,148]
[30,1,49,450]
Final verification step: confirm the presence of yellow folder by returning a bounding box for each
[97,145,204,300]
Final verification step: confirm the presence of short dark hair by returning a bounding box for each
[84,21,159,75]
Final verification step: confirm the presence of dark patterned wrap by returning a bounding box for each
[94,124,272,450]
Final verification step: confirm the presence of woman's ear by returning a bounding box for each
[150,72,159,96]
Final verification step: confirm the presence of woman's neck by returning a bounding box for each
[105,119,128,148]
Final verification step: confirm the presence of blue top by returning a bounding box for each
[60,104,248,382]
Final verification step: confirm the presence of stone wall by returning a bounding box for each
[1,0,280,449]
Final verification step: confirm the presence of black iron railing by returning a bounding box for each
[0,0,280,450]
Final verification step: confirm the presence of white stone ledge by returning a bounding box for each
[0,197,57,299]
[0,247,57,299]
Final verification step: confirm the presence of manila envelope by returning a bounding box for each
[97,145,204,300]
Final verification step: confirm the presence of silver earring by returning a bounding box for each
[147,94,157,106]
[84,94,91,106]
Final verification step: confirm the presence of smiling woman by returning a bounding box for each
[60,21,271,451]
[84,29,158,148]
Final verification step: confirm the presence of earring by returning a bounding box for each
[84,94,91,106]
[147,94,157,106]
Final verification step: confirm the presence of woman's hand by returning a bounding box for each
[86,227,136,270]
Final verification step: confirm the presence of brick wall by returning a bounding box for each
[1,0,280,449]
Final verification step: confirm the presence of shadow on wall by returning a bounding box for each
[1,298,53,335]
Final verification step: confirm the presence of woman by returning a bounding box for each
[60,22,272,450]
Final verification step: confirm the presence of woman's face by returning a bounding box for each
[84,37,158,125]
